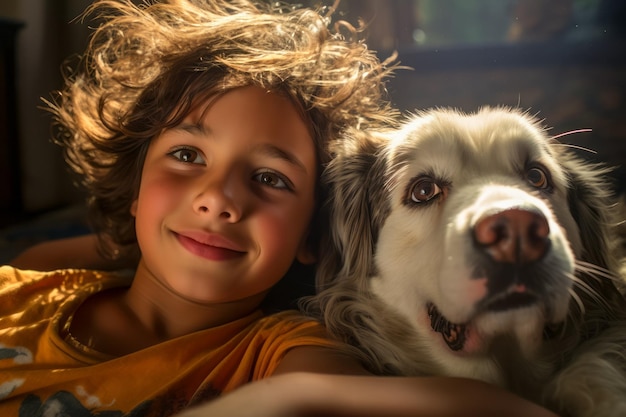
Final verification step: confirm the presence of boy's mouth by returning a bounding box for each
[175,231,245,261]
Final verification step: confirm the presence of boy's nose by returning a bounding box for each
[192,179,243,222]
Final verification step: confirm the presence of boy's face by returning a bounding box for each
[131,85,317,304]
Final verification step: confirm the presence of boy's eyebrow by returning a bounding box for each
[177,122,206,134]
[254,143,309,174]
[175,123,308,173]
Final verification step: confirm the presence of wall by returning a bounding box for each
[0,0,91,224]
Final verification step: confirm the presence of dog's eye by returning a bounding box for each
[409,178,443,203]
[526,166,550,189]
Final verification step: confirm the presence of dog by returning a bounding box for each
[304,107,626,417]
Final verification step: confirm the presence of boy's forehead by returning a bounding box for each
[176,86,314,145]
[184,86,318,145]
[184,86,293,116]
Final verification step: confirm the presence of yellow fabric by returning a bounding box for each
[0,266,335,416]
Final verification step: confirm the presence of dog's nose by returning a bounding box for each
[474,208,550,264]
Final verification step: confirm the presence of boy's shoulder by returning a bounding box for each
[253,309,328,339]
[0,265,131,293]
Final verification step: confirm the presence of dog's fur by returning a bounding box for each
[303,108,626,417]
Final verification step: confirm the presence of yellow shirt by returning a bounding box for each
[0,266,335,416]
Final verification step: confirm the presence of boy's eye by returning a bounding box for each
[253,171,292,190]
[169,147,205,164]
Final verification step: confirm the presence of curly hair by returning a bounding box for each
[49,0,399,261]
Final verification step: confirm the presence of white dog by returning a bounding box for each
[304,108,626,417]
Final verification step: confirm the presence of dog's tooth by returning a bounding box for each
[427,302,468,351]
[443,323,467,351]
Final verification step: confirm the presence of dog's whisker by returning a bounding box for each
[569,275,602,302]
[551,128,593,141]
[551,143,598,154]
[567,281,587,316]
[575,260,621,283]
[569,273,595,293]
[569,272,617,315]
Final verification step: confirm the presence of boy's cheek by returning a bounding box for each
[133,180,182,223]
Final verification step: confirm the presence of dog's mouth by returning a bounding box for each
[481,291,538,312]
[427,302,467,351]
[428,293,563,352]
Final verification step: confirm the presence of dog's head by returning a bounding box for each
[313,107,624,385]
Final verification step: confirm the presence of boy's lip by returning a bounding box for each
[174,230,246,261]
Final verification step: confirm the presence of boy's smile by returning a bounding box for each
[131,85,317,308]
[174,229,246,261]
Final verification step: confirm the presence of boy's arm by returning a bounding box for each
[8,234,134,271]
[175,372,560,417]
[177,346,559,417]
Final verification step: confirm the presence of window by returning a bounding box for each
[296,0,625,51]
[414,0,614,47]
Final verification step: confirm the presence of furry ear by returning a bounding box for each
[558,149,625,316]
[315,128,389,291]
[561,153,617,271]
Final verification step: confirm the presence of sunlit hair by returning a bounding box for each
[49,0,399,261]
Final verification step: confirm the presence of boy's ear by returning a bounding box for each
[130,200,138,217]
[296,239,316,265]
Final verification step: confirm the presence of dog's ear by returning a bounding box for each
[559,149,625,313]
[561,152,617,271]
[316,128,389,291]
